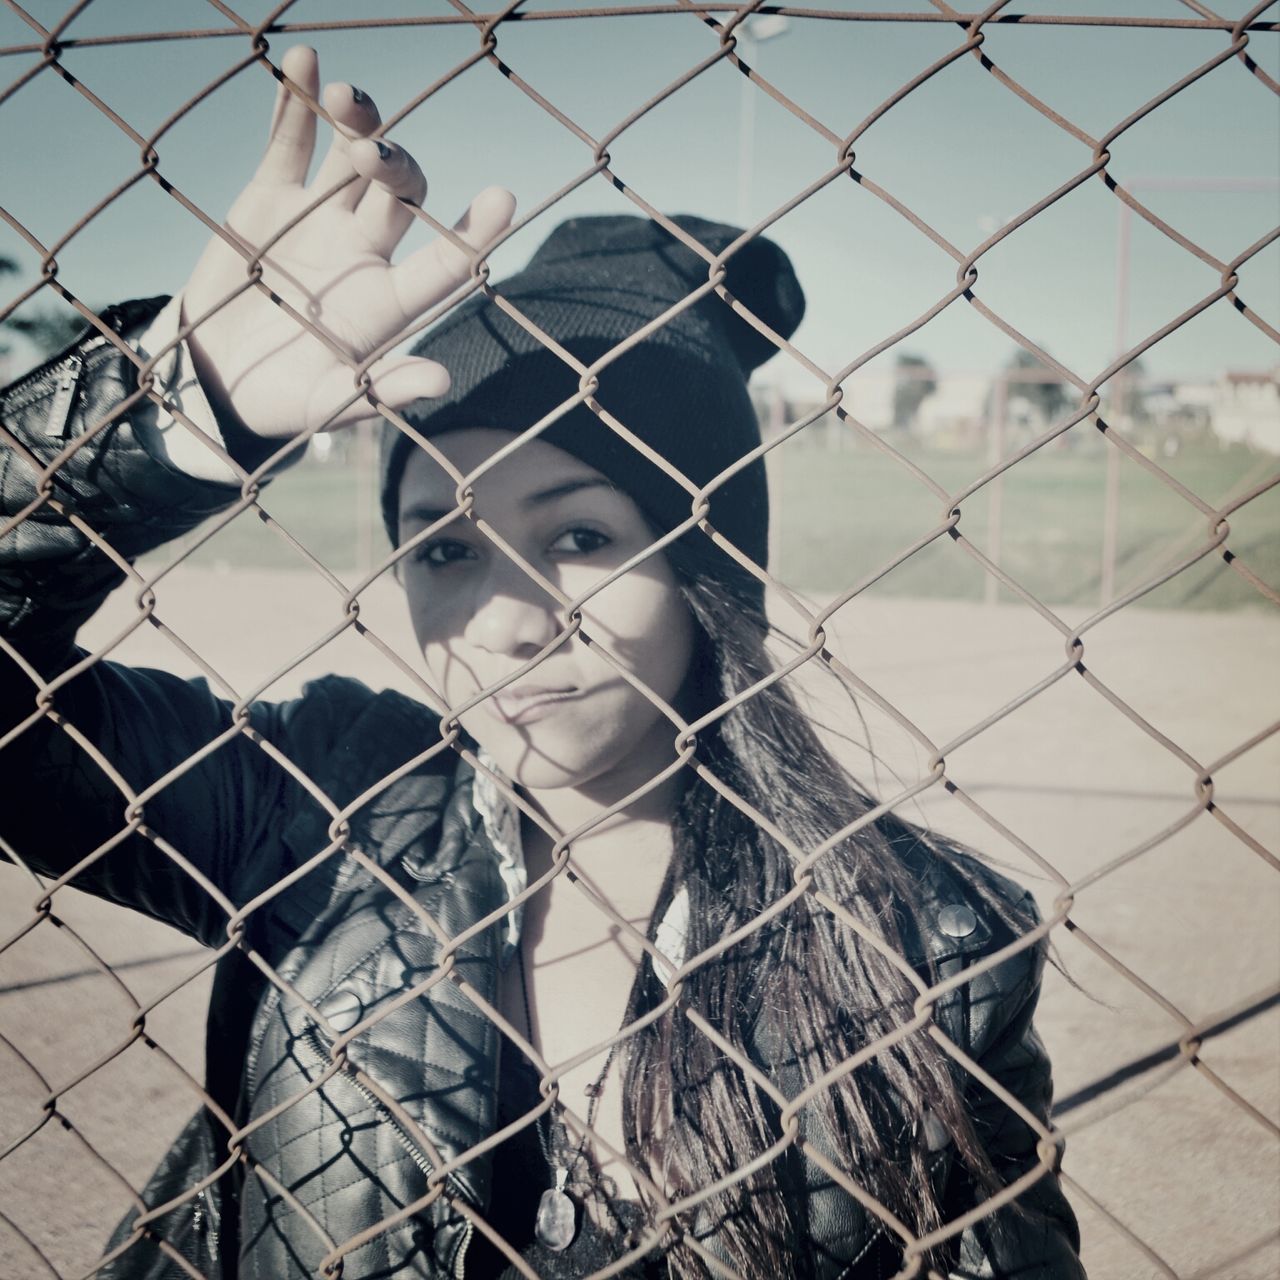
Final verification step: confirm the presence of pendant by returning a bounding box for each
[535,1167,577,1251]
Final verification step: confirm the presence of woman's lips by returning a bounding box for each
[485,685,581,726]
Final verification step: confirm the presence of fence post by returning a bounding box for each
[356,420,374,577]
[1102,199,1133,607]
[1100,430,1122,607]
[984,373,1008,606]
[767,386,785,574]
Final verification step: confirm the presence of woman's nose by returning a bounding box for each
[462,564,561,658]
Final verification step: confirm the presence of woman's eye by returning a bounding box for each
[414,539,477,568]
[548,527,611,557]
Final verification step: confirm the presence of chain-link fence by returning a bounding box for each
[1,3,1277,1278]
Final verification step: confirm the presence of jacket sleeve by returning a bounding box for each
[947,932,1087,1279]
[0,300,330,948]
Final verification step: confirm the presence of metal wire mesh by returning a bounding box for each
[0,2,1277,1278]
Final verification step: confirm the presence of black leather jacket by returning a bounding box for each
[0,306,1086,1279]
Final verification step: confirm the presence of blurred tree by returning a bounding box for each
[1111,356,1149,423]
[1003,347,1070,425]
[0,254,15,358]
[1,256,88,361]
[891,352,937,430]
[5,309,85,357]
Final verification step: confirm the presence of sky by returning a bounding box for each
[1,0,1277,400]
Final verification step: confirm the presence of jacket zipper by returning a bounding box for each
[43,355,83,438]
[242,983,282,1096]
[4,331,109,420]
[300,1026,475,1276]
[190,1187,221,1264]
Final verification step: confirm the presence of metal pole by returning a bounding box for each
[736,37,757,224]
[984,373,1008,607]
[356,420,373,577]
[734,17,788,224]
[766,386,785,573]
[1102,201,1132,606]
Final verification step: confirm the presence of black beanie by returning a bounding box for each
[379,214,804,582]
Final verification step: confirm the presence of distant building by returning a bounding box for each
[842,375,895,433]
[1213,369,1280,453]
[767,365,1280,455]
[916,374,990,448]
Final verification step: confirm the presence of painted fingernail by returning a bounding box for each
[350,86,368,104]
[375,140,393,161]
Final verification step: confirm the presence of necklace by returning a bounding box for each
[516,946,621,1252]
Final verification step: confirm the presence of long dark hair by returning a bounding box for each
[619,543,1020,1277]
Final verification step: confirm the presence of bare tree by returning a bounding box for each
[891,352,937,430]
[1,258,88,361]
[1003,347,1069,425]
[5,309,85,358]
[0,254,16,359]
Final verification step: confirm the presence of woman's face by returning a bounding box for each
[397,429,696,795]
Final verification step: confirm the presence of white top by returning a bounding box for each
[472,750,689,987]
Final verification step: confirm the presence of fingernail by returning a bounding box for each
[350,86,368,104]
[375,140,393,161]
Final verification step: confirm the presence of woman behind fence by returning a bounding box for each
[0,47,1084,1280]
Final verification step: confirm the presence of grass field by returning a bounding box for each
[144,430,1278,612]
[768,433,1278,610]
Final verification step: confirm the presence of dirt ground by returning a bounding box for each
[1,565,1276,1279]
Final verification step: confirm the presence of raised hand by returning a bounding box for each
[182,46,514,439]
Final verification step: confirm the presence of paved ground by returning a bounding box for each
[1,566,1276,1279]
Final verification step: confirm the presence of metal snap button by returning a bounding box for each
[937,903,978,939]
[318,988,363,1034]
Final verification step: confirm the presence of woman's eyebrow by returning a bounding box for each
[521,477,616,509]
[399,478,615,529]
[399,501,464,528]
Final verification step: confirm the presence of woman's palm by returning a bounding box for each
[182,46,513,440]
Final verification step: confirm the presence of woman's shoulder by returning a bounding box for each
[265,676,461,853]
[891,833,1044,977]
[256,678,468,923]
[277,672,430,733]
[274,676,450,778]
[885,835,1050,1062]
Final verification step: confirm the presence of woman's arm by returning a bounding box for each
[946,932,1087,1279]
[0,46,512,943]
[0,297,245,662]
[0,311,305,944]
